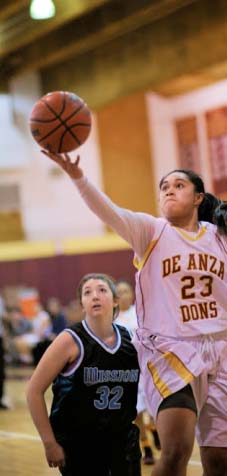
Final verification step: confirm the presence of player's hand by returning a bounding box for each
[41,150,83,180]
[44,440,66,468]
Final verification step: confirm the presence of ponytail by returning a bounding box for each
[199,193,227,236]
[198,193,220,223]
[213,201,227,236]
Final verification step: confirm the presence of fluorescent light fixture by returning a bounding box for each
[29,0,56,20]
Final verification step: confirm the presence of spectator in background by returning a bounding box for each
[64,298,84,325]
[32,297,67,365]
[46,297,67,337]
[114,279,160,465]
[13,302,51,364]
[0,294,9,409]
[4,306,32,364]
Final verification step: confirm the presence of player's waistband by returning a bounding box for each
[180,329,227,342]
[134,327,227,343]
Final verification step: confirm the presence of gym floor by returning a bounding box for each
[1,366,201,476]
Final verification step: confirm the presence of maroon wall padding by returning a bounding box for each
[0,249,135,305]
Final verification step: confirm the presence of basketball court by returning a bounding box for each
[1,366,202,476]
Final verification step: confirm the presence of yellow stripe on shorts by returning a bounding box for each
[147,360,172,399]
[163,351,195,384]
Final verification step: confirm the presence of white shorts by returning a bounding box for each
[133,330,227,447]
[193,335,227,447]
[136,375,149,414]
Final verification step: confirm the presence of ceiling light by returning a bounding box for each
[29,0,56,20]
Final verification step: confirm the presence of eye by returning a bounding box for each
[161,184,168,192]
[176,183,184,189]
[83,290,91,296]
[100,287,107,293]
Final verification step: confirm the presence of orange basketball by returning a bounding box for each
[29,91,92,153]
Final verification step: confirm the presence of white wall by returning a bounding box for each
[146,79,227,213]
[145,93,177,205]
[2,73,227,240]
[0,71,105,241]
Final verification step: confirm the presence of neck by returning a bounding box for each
[84,317,116,347]
[84,316,114,339]
[169,216,200,232]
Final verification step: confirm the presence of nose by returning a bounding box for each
[166,188,174,196]
[92,290,98,299]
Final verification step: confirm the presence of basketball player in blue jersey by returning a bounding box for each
[41,149,227,476]
[26,273,141,476]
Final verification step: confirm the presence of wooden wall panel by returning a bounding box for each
[175,116,201,173]
[206,106,227,195]
[96,92,156,215]
[0,249,135,306]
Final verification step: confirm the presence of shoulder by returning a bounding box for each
[114,323,133,340]
[38,329,81,366]
[150,217,169,236]
[68,321,83,333]
[134,214,167,227]
[63,322,86,346]
[201,221,216,230]
[202,221,223,238]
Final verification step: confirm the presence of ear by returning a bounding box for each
[194,192,204,207]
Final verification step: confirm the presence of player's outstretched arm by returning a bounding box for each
[41,150,83,180]
[41,149,156,259]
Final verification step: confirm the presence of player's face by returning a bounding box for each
[159,172,203,222]
[81,279,115,319]
[116,282,134,311]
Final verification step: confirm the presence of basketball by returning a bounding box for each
[29,91,92,153]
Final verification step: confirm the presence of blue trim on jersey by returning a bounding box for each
[60,329,85,376]
[82,319,122,354]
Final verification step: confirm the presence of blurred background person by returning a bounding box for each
[64,298,84,326]
[4,306,32,365]
[45,297,68,337]
[114,279,160,465]
[32,297,67,365]
[0,293,9,409]
[13,302,51,365]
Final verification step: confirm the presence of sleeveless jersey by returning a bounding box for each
[135,219,227,337]
[50,320,139,439]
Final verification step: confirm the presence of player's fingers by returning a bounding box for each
[64,161,72,173]
[41,149,64,166]
[75,155,80,166]
[64,153,71,161]
[41,149,58,161]
[63,153,80,167]
[41,149,50,157]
